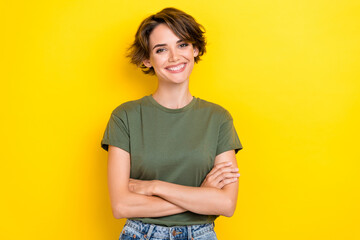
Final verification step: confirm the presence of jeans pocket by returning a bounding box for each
[119,226,142,240]
[194,231,218,240]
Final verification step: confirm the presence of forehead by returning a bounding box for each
[149,23,181,47]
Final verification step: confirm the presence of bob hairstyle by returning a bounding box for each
[126,7,207,75]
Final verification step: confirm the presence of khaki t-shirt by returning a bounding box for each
[101,94,243,226]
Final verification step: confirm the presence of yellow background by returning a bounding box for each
[2,0,360,239]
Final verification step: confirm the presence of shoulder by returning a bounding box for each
[111,96,145,118]
[196,97,232,121]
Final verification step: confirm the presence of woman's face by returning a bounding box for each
[142,23,199,84]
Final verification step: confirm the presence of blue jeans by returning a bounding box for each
[119,219,218,240]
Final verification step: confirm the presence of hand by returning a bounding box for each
[200,162,240,189]
[128,178,155,196]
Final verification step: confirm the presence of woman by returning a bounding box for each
[101,7,243,240]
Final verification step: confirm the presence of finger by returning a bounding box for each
[219,178,238,188]
[213,171,240,184]
[128,183,134,192]
[209,167,239,182]
[208,167,238,185]
[211,163,238,176]
[129,178,141,183]
[207,162,233,177]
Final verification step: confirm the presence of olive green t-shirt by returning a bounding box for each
[101,94,243,226]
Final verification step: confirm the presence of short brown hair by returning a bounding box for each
[125,7,207,75]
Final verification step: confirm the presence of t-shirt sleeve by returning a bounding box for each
[216,109,243,156]
[100,107,130,153]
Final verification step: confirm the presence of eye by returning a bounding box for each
[179,43,189,48]
[155,48,165,54]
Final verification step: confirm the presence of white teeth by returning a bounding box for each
[167,64,185,71]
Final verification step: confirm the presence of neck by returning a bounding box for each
[152,86,193,109]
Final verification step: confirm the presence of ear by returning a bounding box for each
[193,46,199,58]
[142,58,152,68]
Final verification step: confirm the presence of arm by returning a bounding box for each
[107,145,187,219]
[154,150,239,217]
[130,150,240,217]
[108,145,239,219]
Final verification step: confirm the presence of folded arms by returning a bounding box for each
[107,145,240,219]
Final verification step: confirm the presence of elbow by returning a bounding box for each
[112,210,124,220]
[111,192,138,219]
[223,208,235,218]
[221,198,237,218]
[112,203,128,219]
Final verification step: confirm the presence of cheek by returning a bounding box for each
[186,51,196,61]
[152,55,167,67]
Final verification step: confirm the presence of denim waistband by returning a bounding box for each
[123,219,215,239]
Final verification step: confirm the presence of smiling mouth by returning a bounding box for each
[166,63,186,73]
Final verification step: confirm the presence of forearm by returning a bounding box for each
[152,180,238,217]
[114,190,187,219]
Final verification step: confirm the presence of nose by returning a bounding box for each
[168,48,180,62]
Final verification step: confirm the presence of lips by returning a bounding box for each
[165,63,186,72]
[166,62,186,69]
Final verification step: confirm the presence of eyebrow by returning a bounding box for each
[152,39,184,50]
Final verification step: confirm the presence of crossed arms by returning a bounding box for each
[107,145,240,219]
